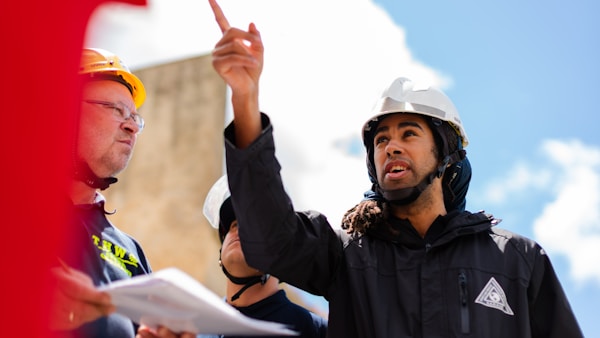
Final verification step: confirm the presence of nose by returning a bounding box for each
[385,139,403,158]
[121,117,140,134]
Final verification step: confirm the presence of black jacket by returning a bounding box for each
[227,289,327,338]
[224,114,583,338]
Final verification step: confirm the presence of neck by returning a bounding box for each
[226,276,280,307]
[389,179,446,237]
[68,179,97,204]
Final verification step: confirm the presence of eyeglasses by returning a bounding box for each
[83,99,145,133]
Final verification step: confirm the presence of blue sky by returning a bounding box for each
[88,0,599,335]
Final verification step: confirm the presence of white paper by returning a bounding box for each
[98,267,298,336]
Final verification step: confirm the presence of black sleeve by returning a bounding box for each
[528,245,583,338]
[224,113,344,297]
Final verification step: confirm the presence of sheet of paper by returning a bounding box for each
[98,267,298,336]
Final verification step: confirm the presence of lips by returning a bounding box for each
[385,160,409,174]
[118,139,133,146]
[384,160,410,179]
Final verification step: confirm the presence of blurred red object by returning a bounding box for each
[0,0,146,336]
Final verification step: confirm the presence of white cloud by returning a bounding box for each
[481,162,551,205]
[533,140,600,287]
[481,139,600,286]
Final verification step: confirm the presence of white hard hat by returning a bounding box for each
[203,175,230,230]
[362,77,468,148]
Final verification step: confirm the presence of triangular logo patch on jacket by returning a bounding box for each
[475,277,514,315]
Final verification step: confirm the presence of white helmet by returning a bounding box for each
[203,175,231,231]
[362,77,468,148]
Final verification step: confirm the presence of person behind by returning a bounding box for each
[50,47,194,338]
[208,1,584,337]
[201,175,328,338]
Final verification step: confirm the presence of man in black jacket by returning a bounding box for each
[209,0,584,336]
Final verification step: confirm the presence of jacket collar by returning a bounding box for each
[366,210,496,248]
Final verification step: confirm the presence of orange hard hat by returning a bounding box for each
[79,48,146,109]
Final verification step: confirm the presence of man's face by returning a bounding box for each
[220,220,261,277]
[78,80,139,178]
[373,113,439,192]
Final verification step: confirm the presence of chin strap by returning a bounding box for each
[378,149,465,206]
[73,160,118,191]
[220,261,270,302]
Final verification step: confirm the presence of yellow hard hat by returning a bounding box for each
[79,48,146,109]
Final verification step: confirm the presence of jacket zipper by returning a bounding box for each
[458,270,470,334]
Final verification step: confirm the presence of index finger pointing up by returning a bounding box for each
[208,0,231,33]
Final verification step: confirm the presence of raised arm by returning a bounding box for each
[209,0,264,148]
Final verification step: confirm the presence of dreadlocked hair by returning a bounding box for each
[341,198,386,236]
